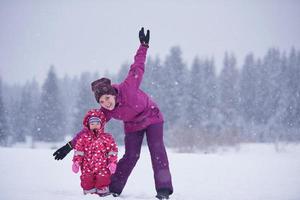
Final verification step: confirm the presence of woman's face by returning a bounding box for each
[99,94,116,110]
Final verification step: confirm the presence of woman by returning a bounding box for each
[53,27,173,200]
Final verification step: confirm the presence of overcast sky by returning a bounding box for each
[1,0,300,85]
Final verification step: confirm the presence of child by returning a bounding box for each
[72,109,118,196]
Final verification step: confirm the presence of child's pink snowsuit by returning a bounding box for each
[72,109,118,195]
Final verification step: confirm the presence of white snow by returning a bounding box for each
[1,143,300,200]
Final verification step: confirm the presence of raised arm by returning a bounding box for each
[121,27,150,90]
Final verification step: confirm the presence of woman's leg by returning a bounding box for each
[146,123,173,195]
[109,130,145,195]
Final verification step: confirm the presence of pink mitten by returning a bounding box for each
[72,162,80,173]
[108,163,117,174]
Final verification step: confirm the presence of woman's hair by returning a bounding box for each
[91,78,117,103]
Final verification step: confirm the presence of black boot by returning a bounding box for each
[112,193,120,197]
[156,194,169,200]
[109,189,120,197]
[109,184,121,197]
[156,188,170,200]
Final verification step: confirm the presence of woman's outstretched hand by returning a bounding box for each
[53,141,73,160]
[139,27,150,46]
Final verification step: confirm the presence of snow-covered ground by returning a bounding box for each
[1,143,300,200]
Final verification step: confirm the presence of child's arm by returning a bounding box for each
[72,136,85,164]
[71,130,87,173]
[107,135,118,163]
[106,134,118,174]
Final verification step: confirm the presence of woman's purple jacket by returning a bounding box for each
[72,45,164,147]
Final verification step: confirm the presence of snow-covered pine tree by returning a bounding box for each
[200,58,221,150]
[0,78,9,146]
[161,46,188,130]
[267,52,291,144]
[218,52,240,145]
[185,57,218,129]
[258,49,283,142]
[72,72,98,133]
[142,56,164,108]
[13,80,39,143]
[186,57,203,129]
[202,58,218,128]
[169,57,202,151]
[59,75,80,136]
[158,46,189,149]
[283,48,300,140]
[219,53,240,124]
[33,66,65,142]
[240,54,257,123]
[3,83,22,145]
[239,53,261,141]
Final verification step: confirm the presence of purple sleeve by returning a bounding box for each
[70,129,85,148]
[121,44,148,90]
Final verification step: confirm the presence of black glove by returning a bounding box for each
[53,141,73,160]
[139,27,150,45]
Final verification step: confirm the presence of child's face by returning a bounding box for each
[89,122,101,130]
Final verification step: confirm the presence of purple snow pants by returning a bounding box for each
[109,122,173,195]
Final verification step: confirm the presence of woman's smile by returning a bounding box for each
[99,94,116,110]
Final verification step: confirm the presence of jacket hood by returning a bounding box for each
[82,109,106,133]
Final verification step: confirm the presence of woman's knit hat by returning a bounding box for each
[91,78,117,103]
